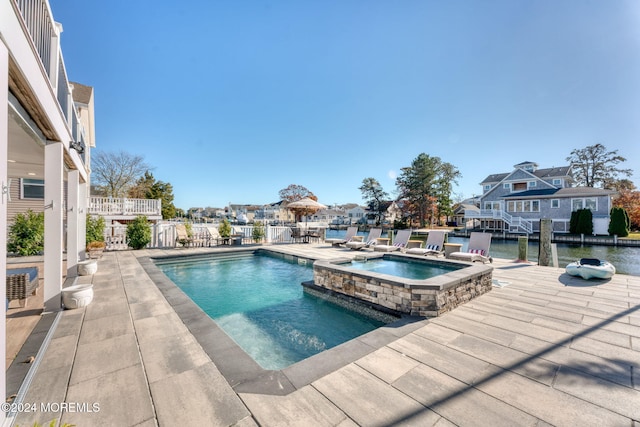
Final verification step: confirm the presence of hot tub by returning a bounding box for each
[312,253,493,317]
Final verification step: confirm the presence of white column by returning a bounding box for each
[1,39,10,418]
[44,142,64,312]
[79,180,87,260]
[67,170,79,276]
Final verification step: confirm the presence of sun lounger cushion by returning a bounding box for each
[426,244,440,251]
[469,249,486,256]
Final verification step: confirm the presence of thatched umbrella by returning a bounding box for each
[287,197,327,226]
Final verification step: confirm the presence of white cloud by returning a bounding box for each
[387,170,397,180]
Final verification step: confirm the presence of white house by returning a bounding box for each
[2,0,95,411]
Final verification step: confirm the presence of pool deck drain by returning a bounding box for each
[11,244,640,426]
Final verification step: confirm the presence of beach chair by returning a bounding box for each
[406,230,446,256]
[449,232,493,263]
[346,228,382,250]
[6,267,39,307]
[325,226,358,247]
[373,229,412,252]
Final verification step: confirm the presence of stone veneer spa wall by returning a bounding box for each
[313,254,493,317]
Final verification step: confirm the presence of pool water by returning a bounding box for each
[157,253,386,370]
[349,257,461,280]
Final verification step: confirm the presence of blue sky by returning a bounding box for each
[51,0,640,210]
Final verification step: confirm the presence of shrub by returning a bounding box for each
[127,216,151,250]
[569,211,579,234]
[8,210,44,256]
[86,215,105,243]
[219,219,231,237]
[252,221,265,243]
[608,207,630,237]
[575,208,593,235]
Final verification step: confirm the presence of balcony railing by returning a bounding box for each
[89,197,162,217]
[14,0,87,160]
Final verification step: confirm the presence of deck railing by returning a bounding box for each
[89,197,162,217]
[13,0,87,158]
[101,223,304,250]
[464,209,532,234]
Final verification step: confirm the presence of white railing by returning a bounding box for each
[14,0,88,159]
[101,224,307,250]
[89,197,162,217]
[464,209,532,234]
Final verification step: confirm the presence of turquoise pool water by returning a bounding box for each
[349,257,461,280]
[157,253,387,370]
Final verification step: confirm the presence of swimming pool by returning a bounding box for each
[156,252,391,370]
[349,256,462,279]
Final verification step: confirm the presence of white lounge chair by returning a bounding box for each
[449,232,493,263]
[346,228,382,250]
[406,230,446,256]
[373,229,412,252]
[325,226,358,246]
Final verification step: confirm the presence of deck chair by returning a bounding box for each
[373,229,412,252]
[206,225,226,246]
[406,230,446,256]
[325,226,358,247]
[346,228,382,250]
[449,232,493,263]
[175,224,194,247]
[7,267,39,307]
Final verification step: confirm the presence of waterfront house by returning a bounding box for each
[466,161,617,234]
[1,0,95,411]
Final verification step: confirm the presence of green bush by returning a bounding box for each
[126,216,151,250]
[569,210,579,234]
[8,210,44,255]
[575,208,593,235]
[86,215,105,243]
[608,207,630,237]
[252,221,265,242]
[219,219,232,237]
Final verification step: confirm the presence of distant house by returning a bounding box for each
[466,161,617,234]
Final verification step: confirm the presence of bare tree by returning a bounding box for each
[91,151,152,197]
[566,143,632,189]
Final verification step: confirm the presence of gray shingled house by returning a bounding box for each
[465,161,617,234]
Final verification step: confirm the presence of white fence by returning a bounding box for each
[103,223,310,250]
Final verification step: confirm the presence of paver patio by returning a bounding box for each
[9,244,640,426]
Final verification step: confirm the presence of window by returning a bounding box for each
[512,182,527,191]
[503,183,510,189]
[506,200,540,212]
[572,198,597,211]
[553,179,562,186]
[551,199,560,208]
[484,202,500,210]
[484,184,491,192]
[21,179,44,199]
[529,181,537,187]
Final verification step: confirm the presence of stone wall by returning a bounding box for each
[313,256,493,317]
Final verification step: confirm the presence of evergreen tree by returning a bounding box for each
[608,207,630,237]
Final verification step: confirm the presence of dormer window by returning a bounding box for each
[512,182,527,192]
[553,178,562,186]
[484,184,491,192]
[528,181,537,188]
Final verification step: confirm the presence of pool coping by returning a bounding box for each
[138,247,429,396]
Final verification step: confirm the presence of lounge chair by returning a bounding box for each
[175,224,194,247]
[206,225,227,246]
[449,232,493,263]
[373,229,412,252]
[7,267,39,307]
[346,228,382,250]
[406,230,446,256]
[325,226,358,247]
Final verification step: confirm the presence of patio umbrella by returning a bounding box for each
[286,197,327,227]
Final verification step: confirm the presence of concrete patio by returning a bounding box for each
[8,244,640,426]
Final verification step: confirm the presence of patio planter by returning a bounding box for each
[77,259,98,276]
[62,284,94,309]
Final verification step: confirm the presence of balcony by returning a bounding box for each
[88,197,162,221]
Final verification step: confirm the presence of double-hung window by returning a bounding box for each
[21,179,44,199]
